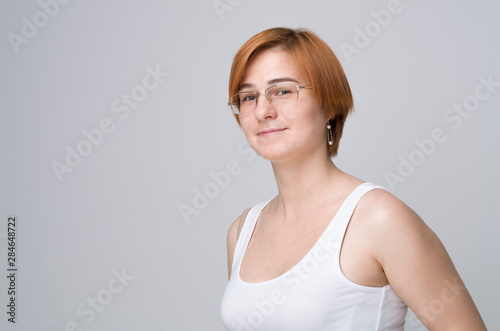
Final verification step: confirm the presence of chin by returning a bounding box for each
[251,144,295,162]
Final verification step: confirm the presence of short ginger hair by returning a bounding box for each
[228,27,353,157]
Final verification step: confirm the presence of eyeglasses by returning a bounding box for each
[229,82,312,115]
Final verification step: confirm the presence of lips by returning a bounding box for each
[257,128,287,136]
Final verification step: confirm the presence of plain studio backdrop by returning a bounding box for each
[0,0,498,330]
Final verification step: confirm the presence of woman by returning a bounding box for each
[220,27,486,330]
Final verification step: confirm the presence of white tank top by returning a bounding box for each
[220,182,408,330]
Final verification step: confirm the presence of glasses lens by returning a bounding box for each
[229,95,241,114]
[233,92,258,114]
[230,83,304,115]
[266,83,298,103]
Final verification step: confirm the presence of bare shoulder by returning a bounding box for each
[227,207,251,246]
[351,187,437,271]
[353,188,445,298]
[353,187,486,329]
[354,187,428,235]
[226,207,251,279]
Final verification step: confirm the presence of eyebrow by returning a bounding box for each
[239,77,299,91]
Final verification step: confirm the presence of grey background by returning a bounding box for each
[0,0,498,330]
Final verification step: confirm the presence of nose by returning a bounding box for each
[254,93,277,120]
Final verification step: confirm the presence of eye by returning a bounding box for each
[268,83,296,99]
[276,88,292,96]
[239,93,256,103]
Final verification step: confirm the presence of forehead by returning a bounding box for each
[240,49,303,89]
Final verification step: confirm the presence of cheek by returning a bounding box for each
[293,104,324,134]
[239,117,256,142]
[303,114,327,146]
[239,116,252,133]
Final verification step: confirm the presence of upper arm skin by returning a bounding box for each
[363,190,486,330]
[226,208,250,280]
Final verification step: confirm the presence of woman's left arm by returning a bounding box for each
[368,190,487,330]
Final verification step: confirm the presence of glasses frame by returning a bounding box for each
[229,82,312,115]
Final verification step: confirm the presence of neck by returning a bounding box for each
[270,148,343,220]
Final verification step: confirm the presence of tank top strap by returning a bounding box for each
[231,182,389,274]
[231,199,272,272]
[328,182,390,247]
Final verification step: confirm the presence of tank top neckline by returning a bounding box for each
[236,181,371,287]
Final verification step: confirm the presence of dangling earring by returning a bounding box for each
[326,119,333,146]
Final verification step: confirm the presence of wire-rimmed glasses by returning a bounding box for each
[229,82,312,115]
